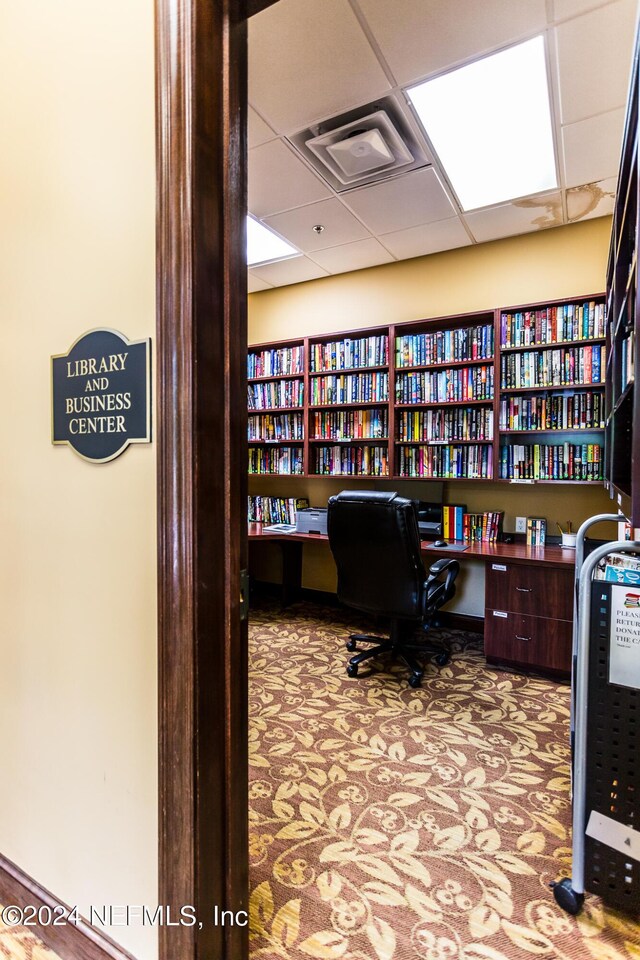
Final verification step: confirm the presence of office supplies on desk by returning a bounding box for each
[263,523,297,533]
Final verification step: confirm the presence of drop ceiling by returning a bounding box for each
[248,0,638,291]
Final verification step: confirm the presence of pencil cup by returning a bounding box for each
[561,532,577,548]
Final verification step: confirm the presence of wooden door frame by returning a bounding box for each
[155,0,249,957]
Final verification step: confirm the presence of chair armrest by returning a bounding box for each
[429,557,459,577]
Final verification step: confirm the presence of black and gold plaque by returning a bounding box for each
[51,329,151,463]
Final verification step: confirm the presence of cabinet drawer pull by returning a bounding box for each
[516,587,532,593]
[515,634,531,642]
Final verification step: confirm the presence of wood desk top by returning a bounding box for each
[248,523,575,568]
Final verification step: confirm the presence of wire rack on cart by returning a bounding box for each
[552,518,640,915]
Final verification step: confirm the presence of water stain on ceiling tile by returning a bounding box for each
[566,180,616,221]
[513,194,564,229]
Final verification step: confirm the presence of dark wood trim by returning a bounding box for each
[0,853,135,960]
[247,0,279,16]
[156,0,248,958]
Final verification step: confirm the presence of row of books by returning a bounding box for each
[621,331,635,392]
[248,380,304,410]
[395,323,494,367]
[248,446,304,475]
[311,408,388,440]
[248,412,304,441]
[498,442,603,480]
[500,344,605,389]
[498,391,605,431]
[396,444,493,479]
[395,366,494,404]
[526,517,547,546]
[309,335,388,372]
[500,301,605,348]
[461,510,504,543]
[398,406,494,442]
[248,345,304,379]
[441,504,465,541]
[309,372,389,405]
[313,445,388,476]
[248,496,309,525]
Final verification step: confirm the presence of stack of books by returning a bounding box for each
[526,517,546,546]
[462,511,504,543]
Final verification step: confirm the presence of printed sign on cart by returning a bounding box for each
[609,582,640,689]
[51,329,151,463]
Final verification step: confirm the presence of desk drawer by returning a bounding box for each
[485,562,573,619]
[485,609,571,673]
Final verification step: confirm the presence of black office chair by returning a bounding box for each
[327,490,459,688]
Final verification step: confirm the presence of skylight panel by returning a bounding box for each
[247,216,300,267]
[407,36,557,211]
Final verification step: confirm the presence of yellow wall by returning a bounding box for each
[0,4,157,959]
[248,218,617,610]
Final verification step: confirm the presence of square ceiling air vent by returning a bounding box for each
[288,96,430,193]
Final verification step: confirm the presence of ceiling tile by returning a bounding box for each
[250,256,330,287]
[343,168,456,235]
[553,0,620,22]
[566,176,617,221]
[248,272,274,293]
[555,0,637,124]
[263,198,371,252]
[249,140,331,218]
[357,0,548,86]
[379,218,472,259]
[464,193,564,242]
[249,0,391,134]
[562,107,625,187]
[309,238,395,274]
[248,106,276,149]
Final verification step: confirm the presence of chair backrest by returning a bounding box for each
[327,490,427,620]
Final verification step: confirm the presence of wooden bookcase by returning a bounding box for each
[248,298,606,483]
[605,28,640,523]
[497,296,606,483]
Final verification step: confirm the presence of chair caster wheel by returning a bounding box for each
[347,664,359,678]
[408,674,422,688]
[435,653,449,667]
[346,639,357,652]
[550,878,584,915]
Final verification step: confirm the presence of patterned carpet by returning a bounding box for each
[249,602,640,960]
[0,916,58,960]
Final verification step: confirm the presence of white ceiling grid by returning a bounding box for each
[248,0,638,291]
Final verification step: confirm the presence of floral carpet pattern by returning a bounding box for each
[249,602,640,960]
[0,912,59,960]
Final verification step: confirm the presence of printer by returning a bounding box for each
[415,500,443,540]
[296,506,328,536]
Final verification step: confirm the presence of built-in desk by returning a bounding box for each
[248,523,576,676]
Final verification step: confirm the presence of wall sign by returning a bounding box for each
[609,582,640,690]
[51,329,151,463]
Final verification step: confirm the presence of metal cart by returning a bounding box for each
[552,522,640,915]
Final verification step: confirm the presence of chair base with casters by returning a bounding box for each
[344,605,452,689]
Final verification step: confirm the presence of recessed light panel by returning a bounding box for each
[247,216,300,266]
[407,36,557,211]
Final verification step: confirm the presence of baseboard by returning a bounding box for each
[438,611,484,634]
[0,852,137,960]
[250,579,340,607]
[250,580,484,634]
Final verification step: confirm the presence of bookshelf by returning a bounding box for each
[497,297,606,483]
[392,312,495,480]
[248,300,606,484]
[605,27,639,523]
[307,327,391,478]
